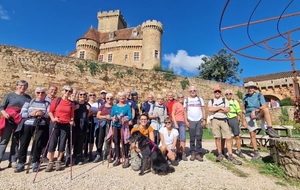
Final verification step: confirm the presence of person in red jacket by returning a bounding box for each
[45,85,75,172]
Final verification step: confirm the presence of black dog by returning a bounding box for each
[128,131,175,175]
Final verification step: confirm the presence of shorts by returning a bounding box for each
[227,117,240,136]
[245,116,266,132]
[176,121,186,141]
[211,118,231,139]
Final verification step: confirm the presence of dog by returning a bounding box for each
[128,130,175,175]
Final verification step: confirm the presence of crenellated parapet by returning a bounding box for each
[97,10,127,29]
[141,20,163,34]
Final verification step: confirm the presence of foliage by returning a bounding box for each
[152,64,162,72]
[163,72,176,81]
[279,97,294,106]
[126,69,133,75]
[198,49,243,84]
[87,61,99,76]
[180,79,190,90]
[99,63,111,71]
[75,62,85,73]
[236,91,243,100]
[279,107,289,125]
[114,72,123,78]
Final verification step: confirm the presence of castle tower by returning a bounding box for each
[97,10,127,33]
[76,27,100,60]
[141,20,163,70]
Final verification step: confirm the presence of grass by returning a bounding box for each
[186,128,214,140]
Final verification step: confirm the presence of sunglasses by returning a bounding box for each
[189,90,196,92]
[225,93,232,95]
[106,97,112,100]
[214,91,221,94]
[64,89,72,93]
[89,94,96,97]
[164,121,171,124]
[178,96,184,99]
[36,92,45,94]
[79,94,86,96]
[140,119,148,121]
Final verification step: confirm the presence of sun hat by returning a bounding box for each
[245,81,258,88]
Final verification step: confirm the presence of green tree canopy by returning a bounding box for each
[198,49,243,84]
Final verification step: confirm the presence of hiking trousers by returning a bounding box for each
[188,119,203,154]
[0,122,19,163]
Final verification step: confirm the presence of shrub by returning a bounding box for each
[163,72,176,82]
[126,69,133,75]
[180,79,190,90]
[280,97,294,106]
[87,61,99,76]
[279,107,289,125]
[152,64,162,72]
[75,62,85,73]
[236,91,243,100]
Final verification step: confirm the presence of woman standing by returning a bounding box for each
[171,93,188,161]
[73,90,90,165]
[46,85,74,172]
[93,93,114,163]
[14,87,50,172]
[110,92,132,168]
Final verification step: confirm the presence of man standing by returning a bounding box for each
[45,84,58,103]
[224,89,245,158]
[166,92,176,118]
[184,86,206,161]
[0,80,31,169]
[242,81,280,160]
[208,87,242,165]
[98,90,107,106]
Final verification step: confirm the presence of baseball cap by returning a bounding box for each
[100,90,107,94]
[213,86,222,92]
[131,91,138,96]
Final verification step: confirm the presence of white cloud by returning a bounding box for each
[163,50,206,75]
[0,5,10,20]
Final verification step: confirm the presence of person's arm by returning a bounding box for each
[149,131,155,142]
[20,102,31,118]
[159,131,166,146]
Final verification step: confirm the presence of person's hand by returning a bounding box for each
[111,116,117,123]
[52,117,59,122]
[174,123,179,129]
[250,110,257,119]
[135,148,141,153]
[201,120,206,127]
[186,122,190,129]
[2,111,10,119]
[106,115,110,120]
[242,120,247,128]
[35,110,44,117]
[70,120,74,126]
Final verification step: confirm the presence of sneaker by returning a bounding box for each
[195,154,204,162]
[42,157,49,164]
[55,161,63,171]
[236,150,246,158]
[93,155,101,163]
[45,162,54,172]
[170,160,179,166]
[182,154,188,161]
[190,152,196,161]
[216,154,225,162]
[266,128,280,138]
[14,163,25,173]
[88,152,93,162]
[122,158,130,168]
[228,156,242,165]
[113,158,121,167]
[32,162,39,172]
[251,153,261,161]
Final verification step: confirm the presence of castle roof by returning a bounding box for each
[244,70,300,83]
[78,26,142,43]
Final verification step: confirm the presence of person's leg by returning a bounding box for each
[0,123,14,168]
[17,125,33,165]
[32,126,46,163]
[113,127,121,166]
[188,120,196,161]
[178,122,187,161]
[258,109,280,138]
[46,127,59,172]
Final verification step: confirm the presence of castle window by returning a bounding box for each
[125,55,128,61]
[154,50,159,59]
[132,28,138,37]
[134,52,139,62]
[79,51,85,59]
[109,31,115,40]
[108,53,113,62]
[98,54,103,62]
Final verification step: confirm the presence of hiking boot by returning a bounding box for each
[182,153,188,161]
[251,153,261,161]
[236,151,245,158]
[216,154,225,162]
[190,152,196,161]
[93,155,101,163]
[32,162,39,172]
[88,152,93,162]
[195,154,204,162]
[55,161,63,171]
[14,163,25,173]
[228,156,242,165]
[42,157,49,164]
[170,160,179,166]
[266,128,280,138]
[45,162,54,172]
[113,158,121,167]
[122,158,130,168]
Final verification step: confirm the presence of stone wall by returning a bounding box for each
[269,106,295,125]
[270,138,300,180]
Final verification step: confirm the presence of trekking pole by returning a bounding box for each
[107,123,114,168]
[70,123,73,180]
[120,125,125,164]
[26,117,41,174]
[33,122,56,183]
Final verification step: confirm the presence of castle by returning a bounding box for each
[69,10,163,70]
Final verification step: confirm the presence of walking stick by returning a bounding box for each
[120,124,125,164]
[26,117,41,174]
[70,123,73,180]
[33,122,56,183]
[107,123,114,168]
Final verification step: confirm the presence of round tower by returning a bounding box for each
[141,20,163,70]
[76,39,100,61]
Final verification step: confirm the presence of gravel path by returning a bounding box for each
[0,140,297,190]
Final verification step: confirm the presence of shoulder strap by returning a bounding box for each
[222,98,225,107]
[29,99,35,107]
[211,99,214,106]
[55,97,62,110]
[257,93,262,106]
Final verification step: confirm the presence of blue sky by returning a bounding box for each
[0,0,300,85]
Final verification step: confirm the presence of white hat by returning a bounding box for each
[245,81,258,88]
[100,90,107,94]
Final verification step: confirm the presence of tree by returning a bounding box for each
[198,49,243,84]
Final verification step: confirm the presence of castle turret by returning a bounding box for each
[76,27,100,60]
[141,20,163,70]
[97,10,127,33]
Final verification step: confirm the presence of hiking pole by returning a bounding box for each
[107,123,114,168]
[26,117,41,174]
[70,123,73,180]
[33,122,56,183]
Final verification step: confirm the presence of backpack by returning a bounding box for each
[243,93,262,108]
[185,96,202,109]
[210,98,226,107]
[28,99,51,111]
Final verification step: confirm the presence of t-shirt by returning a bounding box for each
[166,99,176,118]
[208,98,229,119]
[131,125,154,138]
[89,101,100,123]
[172,102,185,122]
[243,92,266,116]
[110,104,132,128]
[184,96,205,121]
[99,105,112,116]
[49,98,74,124]
[158,127,178,149]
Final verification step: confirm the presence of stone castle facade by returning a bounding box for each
[69,10,163,70]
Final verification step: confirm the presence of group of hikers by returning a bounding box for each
[0,79,281,174]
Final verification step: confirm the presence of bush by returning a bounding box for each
[87,61,99,76]
[236,91,243,100]
[279,107,289,125]
[280,97,294,106]
[75,62,85,73]
[180,79,190,90]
